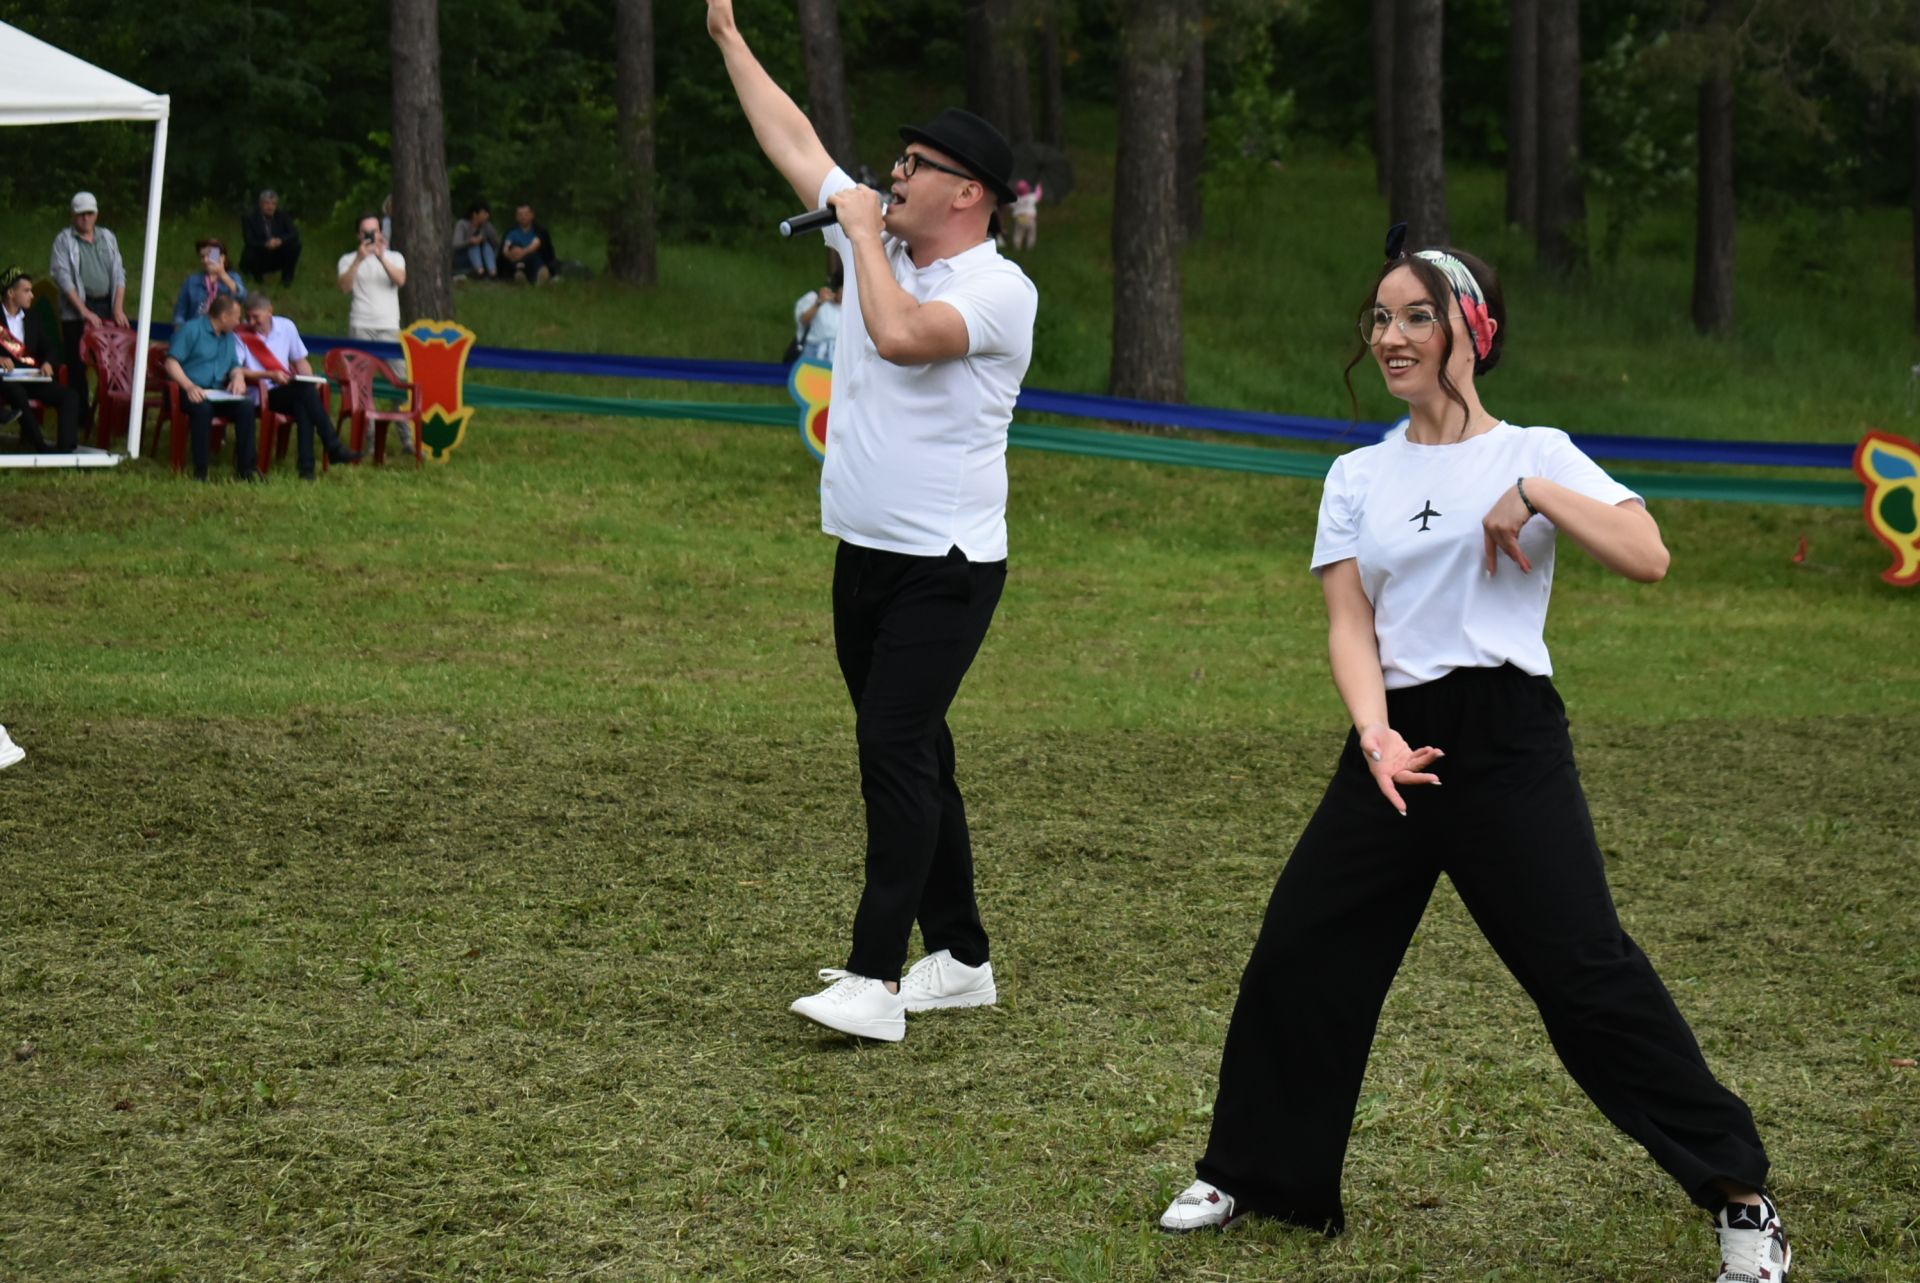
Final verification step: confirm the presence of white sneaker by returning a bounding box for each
[1716,1195,1791,1283]
[789,969,906,1042]
[901,949,997,1012]
[1159,1179,1242,1232]
[0,725,23,772]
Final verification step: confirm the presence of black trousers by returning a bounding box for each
[240,241,302,284]
[833,540,1006,981]
[184,397,259,480]
[266,382,344,477]
[1197,665,1769,1232]
[2,380,80,451]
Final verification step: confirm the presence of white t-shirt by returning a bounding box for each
[1310,422,1640,690]
[818,167,1039,561]
[336,249,406,333]
[793,289,841,363]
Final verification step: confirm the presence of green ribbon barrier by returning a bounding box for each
[450,382,1863,509]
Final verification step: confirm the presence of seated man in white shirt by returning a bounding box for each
[708,0,1039,1045]
[235,294,360,479]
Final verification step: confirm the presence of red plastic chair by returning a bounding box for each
[323,348,423,466]
[79,325,169,450]
[155,354,255,476]
[256,376,335,476]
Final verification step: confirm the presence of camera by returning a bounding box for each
[361,231,376,245]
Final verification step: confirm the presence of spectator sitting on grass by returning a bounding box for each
[501,203,558,284]
[239,189,302,285]
[453,202,500,280]
[171,237,247,325]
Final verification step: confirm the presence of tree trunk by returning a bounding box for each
[1039,5,1066,151]
[1536,0,1585,273]
[1000,0,1034,147]
[1371,0,1395,196]
[1176,0,1206,243]
[965,0,1001,127]
[1110,0,1184,403]
[610,0,658,286]
[797,0,857,170]
[391,0,454,322]
[1505,0,1538,233]
[1913,91,1920,332]
[1691,0,1736,334]
[1390,0,1447,248]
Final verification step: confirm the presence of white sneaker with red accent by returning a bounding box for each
[0,725,24,772]
[1159,1179,1242,1232]
[901,950,996,1012]
[788,969,906,1042]
[1716,1195,1791,1283]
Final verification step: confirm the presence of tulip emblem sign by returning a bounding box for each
[787,358,831,461]
[1854,430,1920,587]
[399,320,478,463]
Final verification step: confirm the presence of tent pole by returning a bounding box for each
[127,104,169,461]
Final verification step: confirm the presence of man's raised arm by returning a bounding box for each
[706,0,837,208]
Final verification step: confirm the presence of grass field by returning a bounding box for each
[3,142,1919,1281]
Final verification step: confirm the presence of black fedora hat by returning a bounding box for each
[897,108,1017,205]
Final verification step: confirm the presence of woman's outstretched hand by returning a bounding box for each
[1358,724,1444,816]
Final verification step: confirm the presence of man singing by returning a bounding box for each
[706,0,1038,1043]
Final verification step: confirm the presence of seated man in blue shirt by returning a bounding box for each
[162,293,258,481]
[501,203,558,283]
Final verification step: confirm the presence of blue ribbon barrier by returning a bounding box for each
[146,324,1852,470]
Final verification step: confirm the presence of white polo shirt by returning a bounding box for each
[1310,423,1640,689]
[235,315,309,372]
[819,167,1038,562]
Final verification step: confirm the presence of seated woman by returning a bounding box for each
[170,237,247,325]
[452,203,501,279]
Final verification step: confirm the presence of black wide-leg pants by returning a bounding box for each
[833,540,1005,982]
[1196,664,1769,1232]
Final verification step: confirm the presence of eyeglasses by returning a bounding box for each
[1359,304,1459,346]
[893,151,975,183]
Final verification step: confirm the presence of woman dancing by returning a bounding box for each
[1158,229,1789,1283]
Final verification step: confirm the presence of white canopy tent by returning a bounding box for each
[0,20,168,469]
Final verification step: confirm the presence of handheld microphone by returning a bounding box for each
[778,192,892,238]
[779,208,838,238]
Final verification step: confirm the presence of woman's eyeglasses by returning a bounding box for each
[1359,305,1457,345]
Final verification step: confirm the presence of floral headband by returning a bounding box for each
[1383,222,1493,362]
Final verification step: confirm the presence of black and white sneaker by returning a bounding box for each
[1716,1194,1791,1283]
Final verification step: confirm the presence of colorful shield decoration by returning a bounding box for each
[1853,430,1920,587]
[399,320,477,464]
[787,359,831,461]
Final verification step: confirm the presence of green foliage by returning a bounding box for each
[1582,20,1694,266]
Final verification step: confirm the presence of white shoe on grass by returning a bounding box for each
[1159,1179,1242,1232]
[1716,1194,1791,1283]
[0,725,23,771]
[901,949,996,1012]
[789,969,906,1042]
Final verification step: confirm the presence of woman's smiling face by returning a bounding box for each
[1368,264,1476,403]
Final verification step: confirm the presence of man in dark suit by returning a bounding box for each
[0,266,81,452]
[240,189,303,285]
